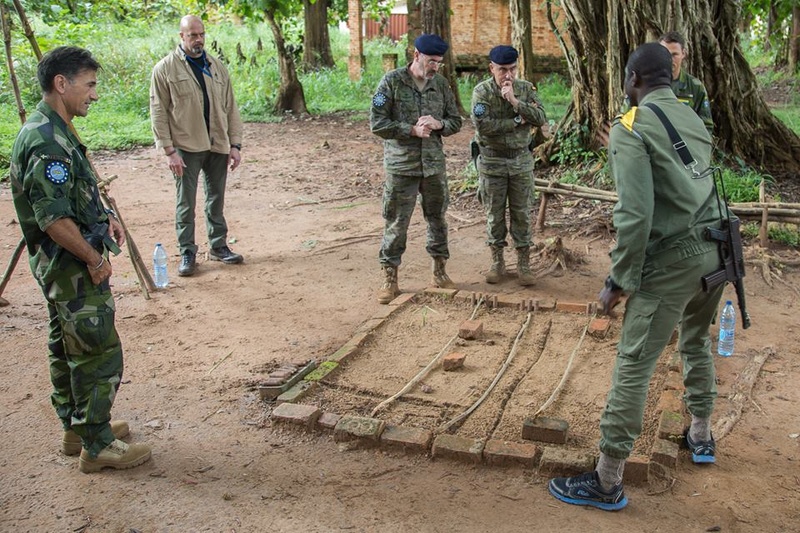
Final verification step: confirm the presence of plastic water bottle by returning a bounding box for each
[717,300,735,357]
[153,243,169,289]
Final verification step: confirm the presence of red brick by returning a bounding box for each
[327,342,360,364]
[423,287,459,299]
[483,439,539,468]
[453,291,475,304]
[275,381,316,405]
[651,439,679,469]
[380,425,433,454]
[535,299,556,311]
[389,292,416,306]
[317,412,342,431]
[623,455,650,486]
[663,371,684,391]
[270,369,293,380]
[657,410,684,441]
[494,295,520,308]
[657,389,684,414]
[538,448,594,476]
[588,317,611,338]
[431,434,484,464]
[458,320,484,340]
[442,352,466,371]
[355,318,385,334]
[262,377,284,386]
[521,417,569,444]
[555,301,591,314]
[333,415,385,447]
[270,403,321,429]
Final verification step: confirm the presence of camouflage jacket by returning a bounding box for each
[10,101,109,284]
[471,78,546,174]
[370,67,462,177]
[672,69,713,135]
[608,88,717,292]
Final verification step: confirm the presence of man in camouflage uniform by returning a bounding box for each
[659,31,713,135]
[548,43,725,511]
[10,46,151,473]
[370,33,463,304]
[471,45,547,286]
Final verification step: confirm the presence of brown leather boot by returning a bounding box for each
[377,265,400,304]
[63,420,131,456]
[431,256,455,288]
[485,246,505,284]
[516,246,536,286]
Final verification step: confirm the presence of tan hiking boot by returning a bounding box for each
[485,246,505,284]
[517,246,536,286]
[63,420,131,456]
[79,439,152,473]
[377,265,400,304]
[431,257,456,289]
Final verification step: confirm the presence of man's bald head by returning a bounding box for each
[179,16,205,57]
[624,42,673,105]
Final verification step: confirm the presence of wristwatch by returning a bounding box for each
[513,115,522,125]
[230,144,242,151]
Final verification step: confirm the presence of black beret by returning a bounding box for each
[415,34,449,56]
[489,45,518,65]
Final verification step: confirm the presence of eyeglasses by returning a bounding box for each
[421,55,445,68]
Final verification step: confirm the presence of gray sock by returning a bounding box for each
[595,453,625,491]
[689,415,712,442]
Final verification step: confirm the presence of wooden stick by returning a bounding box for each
[536,192,549,231]
[10,0,42,60]
[0,238,25,306]
[712,347,774,441]
[759,179,769,248]
[1,3,26,124]
[102,193,155,298]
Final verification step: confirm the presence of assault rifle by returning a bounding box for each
[701,204,752,329]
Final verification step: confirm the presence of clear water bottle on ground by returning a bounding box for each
[718,300,735,357]
[153,243,169,289]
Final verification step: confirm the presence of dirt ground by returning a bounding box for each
[1,116,799,532]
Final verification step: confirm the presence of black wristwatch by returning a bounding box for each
[513,115,522,125]
[230,144,242,151]
[605,276,623,292]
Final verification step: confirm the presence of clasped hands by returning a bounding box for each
[412,115,443,138]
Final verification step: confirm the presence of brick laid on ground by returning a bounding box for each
[521,417,569,444]
[431,434,484,464]
[483,439,539,468]
[657,410,684,441]
[317,412,342,431]
[623,455,650,486]
[271,403,321,429]
[442,352,466,371]
[555,301,590,314]
[651,439,679,469]
[276,381,316,405]
[458,320,484,340]
[333,415,385,447]
[381,425,433,454]
[538,447,595,477]
[588,317,611,338]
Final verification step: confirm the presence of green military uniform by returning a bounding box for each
[370,67,462,266]
[471,78,546,248]
[10,101,123,458]
[672,69,713,135]
[600,87,725,459]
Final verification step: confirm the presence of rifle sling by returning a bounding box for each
[642,103,697,171]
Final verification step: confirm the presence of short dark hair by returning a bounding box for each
[659,31,686,49]
[626,42,673,87]
[37,46,101,93]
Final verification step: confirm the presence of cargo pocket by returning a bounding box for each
[57,300,116,357]
[618,291,661,361]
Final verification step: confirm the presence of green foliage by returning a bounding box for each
[450,162,478,194]
[549,122,594,165]
[742,222,800,247]
[717,165,771,204]
[535,73,571,122]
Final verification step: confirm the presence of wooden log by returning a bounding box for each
[712,347,774,441]
[0,238,25,306]
[759,179,768,248]
[536,192,549,231]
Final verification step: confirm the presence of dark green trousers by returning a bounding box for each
[43,256,122,458]
[175,150,230,255]
[599,248,725,459]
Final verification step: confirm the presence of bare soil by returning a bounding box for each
[1,116,799,532]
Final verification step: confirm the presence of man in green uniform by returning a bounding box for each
[10,46,151,473]
[471,45,547,285]
[370,34,463,304]
[548,43,725,510]
[659,31,714,135]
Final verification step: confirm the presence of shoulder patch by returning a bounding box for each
[619,107,637,132]
[45,160,69,185]
[37,153,72,165]
[372,92,388,107]
[473,103,487,118]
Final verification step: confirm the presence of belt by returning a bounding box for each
[480,147,529,158]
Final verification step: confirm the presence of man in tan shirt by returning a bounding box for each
[150,15,244,276]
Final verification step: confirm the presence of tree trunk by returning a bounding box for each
[265,9,309,115]
[419,0,465,114]
[790,4,799,73]
[406,0,420,65]
[509,0,536,82]
[547,0,800,175]
[303,0,335,71]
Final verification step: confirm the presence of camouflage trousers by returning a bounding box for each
[41,255,123,458]
[479,165,533,249]
[379,172,449,267]
[175,150,230,255]
[599,248,724,459]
